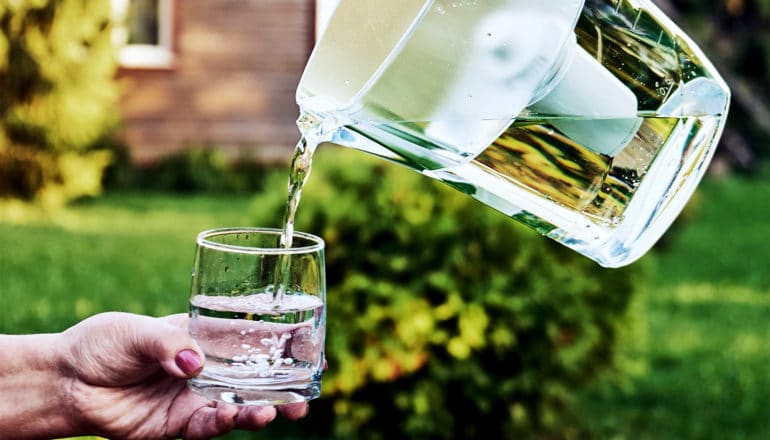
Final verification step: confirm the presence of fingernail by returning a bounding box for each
[175,349,202,375]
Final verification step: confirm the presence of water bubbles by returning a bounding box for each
[435,4,446,14]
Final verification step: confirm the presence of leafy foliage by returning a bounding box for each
[105,147,271,194]
[0,0,119,205]
[251,148,647,438]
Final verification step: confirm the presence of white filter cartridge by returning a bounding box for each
[530,43,642,156]
[424,1,641,160]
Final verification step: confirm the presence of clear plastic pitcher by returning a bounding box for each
[296,0,730,268]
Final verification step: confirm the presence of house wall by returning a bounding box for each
[117,0,315,164]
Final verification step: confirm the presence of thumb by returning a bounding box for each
[131,314,205,379]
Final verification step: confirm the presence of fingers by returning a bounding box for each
[184,403,280,438]
[278,402,310,420]
[122,313,204,379]
[184,403,238,440]
[178,399,306,438]
[173,349,203,377]
[235,405,277,430]
[141,319,204,379]
[163,313,190,329]
[160,314,207,378]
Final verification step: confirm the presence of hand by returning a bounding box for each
[57,312,308,439]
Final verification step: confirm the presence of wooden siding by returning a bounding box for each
[117,0,315,164]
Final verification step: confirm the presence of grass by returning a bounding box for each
[0,192,257,333]
[577,177,770,439]
[1,176,768,438]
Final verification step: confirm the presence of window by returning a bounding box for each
[112,0,174,68]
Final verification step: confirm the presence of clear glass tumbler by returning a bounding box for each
[187,227,326,405]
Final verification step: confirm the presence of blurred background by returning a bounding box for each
[1,0,768,438]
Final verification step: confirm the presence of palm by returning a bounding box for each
[72,369,203,439]
[61,312,290,439]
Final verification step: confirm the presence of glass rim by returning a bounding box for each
[196,227,324,255]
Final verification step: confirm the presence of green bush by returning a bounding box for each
[0,0,118,205]
[107,147,271,194]
[251,148,647,439]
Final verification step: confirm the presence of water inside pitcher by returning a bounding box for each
[295,0,730,268]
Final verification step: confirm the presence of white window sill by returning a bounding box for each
[118,45,174,69]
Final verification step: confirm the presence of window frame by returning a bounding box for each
[112,0,175,69]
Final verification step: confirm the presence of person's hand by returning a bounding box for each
[58,312,309,439]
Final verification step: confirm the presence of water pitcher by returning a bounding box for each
[296,0,730,267]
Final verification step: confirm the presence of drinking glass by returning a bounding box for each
[187,227,326,405]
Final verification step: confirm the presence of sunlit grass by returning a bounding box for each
[578,176,770,439]
[580,286,770,438]
[0,192,256,333]
[655,178,770,290]
[667,283,770,306]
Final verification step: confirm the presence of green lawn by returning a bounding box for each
[0,192,257,333]
[1,176,768,438]
[577,177,770,439]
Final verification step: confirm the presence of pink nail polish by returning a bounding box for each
[175,349,202,375]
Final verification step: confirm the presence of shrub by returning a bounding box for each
[0,0,119,205]
[110,147,271,194]
[251,147,647,439]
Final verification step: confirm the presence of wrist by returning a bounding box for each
[0,332,80,439]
